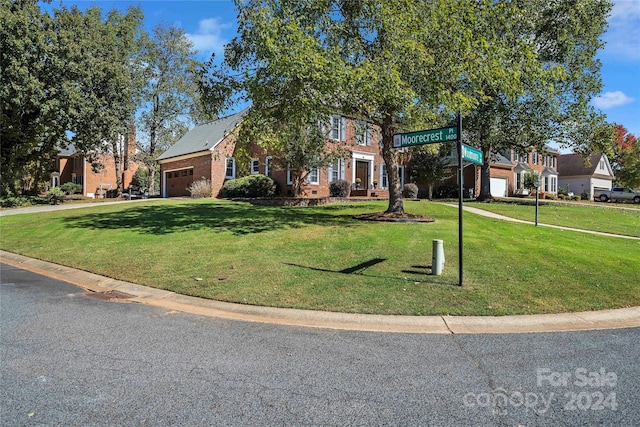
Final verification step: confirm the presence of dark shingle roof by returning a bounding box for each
[558,153,601,176]
[157,109,247,161]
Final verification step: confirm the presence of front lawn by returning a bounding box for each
[467,200,640,237]
[1,199,638,315]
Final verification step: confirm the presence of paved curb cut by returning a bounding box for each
[2,250,639,334]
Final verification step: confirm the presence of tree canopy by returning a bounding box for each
[201,0,609,211]
[138,23,204,195]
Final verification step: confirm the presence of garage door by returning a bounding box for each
[166,168,194,197]
[490,177,507,197]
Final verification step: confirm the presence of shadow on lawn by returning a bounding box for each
[62,202,358,235]
[285,260,456,286]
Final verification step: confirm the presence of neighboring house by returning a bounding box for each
[558,153,614,198]
[157,110,397,198]
[442,146,560,198]
[505,147,560,197]
[52,129,139,198]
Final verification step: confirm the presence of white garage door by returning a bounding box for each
[490,177,507,197]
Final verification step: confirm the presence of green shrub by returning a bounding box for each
[0,196,32,208]
[188,178,213,199]
[47,187,65,205]
[59,182,82,195]
[403,183,419,199]
[557,194,566,200]
[329,179,350,197]
[558,187,568,196]
[221,174,276,198]
[544,193,556,200]
[570,195,581,201]
[580,191,590,200]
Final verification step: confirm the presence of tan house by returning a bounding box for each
[157,110,397,198]
[558,153,614,198]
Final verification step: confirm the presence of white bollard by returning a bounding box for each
[432,239,445,275]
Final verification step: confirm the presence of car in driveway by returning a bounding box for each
[593,187,640,203]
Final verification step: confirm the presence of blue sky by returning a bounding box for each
[44,0,640,139]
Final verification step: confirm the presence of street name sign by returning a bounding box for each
[393,126,458,148]
[461,144,483,164]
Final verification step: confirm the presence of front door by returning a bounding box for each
[355,161,369,189]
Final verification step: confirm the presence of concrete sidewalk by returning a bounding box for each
[445,203,640,240]
[0,198,159,217]
[2,250,638,334]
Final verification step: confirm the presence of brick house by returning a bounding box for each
[52,128,139,198]
[438,145,560,198]
[157,110,399,198]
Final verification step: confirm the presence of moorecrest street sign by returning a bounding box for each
[393,126,458,148]
[461,144,483,165]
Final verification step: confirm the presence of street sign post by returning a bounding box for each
[392,120,465,286]
[461,144,483,165]
[393,126,458,148]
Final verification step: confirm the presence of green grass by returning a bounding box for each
[466,200,640,237]
[1,199,638,315]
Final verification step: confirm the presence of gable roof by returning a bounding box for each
[558,153,612,178]
[157,109,247,161]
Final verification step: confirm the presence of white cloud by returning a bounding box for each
[187,18,232,58]
[593,91,635,108]
[603,1,640,60]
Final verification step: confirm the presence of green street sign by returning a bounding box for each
[393,126,458,148]
[462,144,483,164]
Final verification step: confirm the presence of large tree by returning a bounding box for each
[464,0,612,200]
[57,5,146,197]
[202,0,537,214]
[1,0,75,195]
[138,24,204,195]
[612,125,640,189]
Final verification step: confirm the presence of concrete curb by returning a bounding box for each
[2,250,639,334]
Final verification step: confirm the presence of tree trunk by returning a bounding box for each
[111,138,124,198]
[148,94,159,195]
[148,164,157,196]
[428,184,434,201]
[381,114,404,214]
[477,145,493,201]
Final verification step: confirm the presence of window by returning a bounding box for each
[307,167,319,185]
[516,172,523,189]
[600,158,605,170]
[380,164,388,189]
[533,152,538,165]
[174,171,179,178]
[182,170,187,176]
[286,163,293,185]
[356,121,371,146]
[225,158,236,179]
[513,152,519,162]
[189,169,193,175]
[251,159,259,174]
[329,115,345,141]
[328,159,345,182]
[523,153,529,164]
[265,157,272,177]
[544,176,549,192]
[551,176,557,193]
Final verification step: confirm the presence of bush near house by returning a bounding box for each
[403,183,419,199]
[59,182,82,195]
[220,174,276,198]
[329,179,350,197]
[188,178,213,199]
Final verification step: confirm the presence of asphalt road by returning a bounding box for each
[1,263,638,426]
